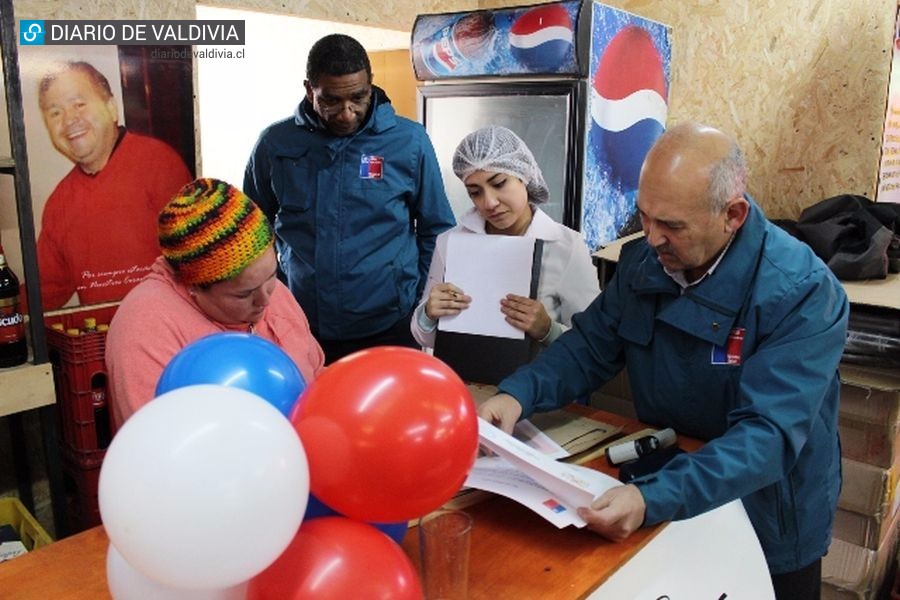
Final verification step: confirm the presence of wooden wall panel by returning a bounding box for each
[203,0,477,31]
[481,0,897,218]
[13,0,897,218]
[371,49,420,121]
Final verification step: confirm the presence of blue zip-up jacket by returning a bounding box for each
[244,87,455,340]
[499,198,849,574]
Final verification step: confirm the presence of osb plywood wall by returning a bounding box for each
[14,0,898,219]
[479,0,897,219]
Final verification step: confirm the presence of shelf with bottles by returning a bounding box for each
[0,250,53,415]
[0,244,53,417]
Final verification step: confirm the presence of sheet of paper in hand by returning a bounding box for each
[467,418,622,528]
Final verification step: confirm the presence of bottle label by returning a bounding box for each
[0,303,25,344]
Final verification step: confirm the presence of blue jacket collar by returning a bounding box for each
[630,196,768,345]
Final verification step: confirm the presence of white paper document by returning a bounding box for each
[438,233,536,339]
[513,419,569,459]
[466,418,622,528]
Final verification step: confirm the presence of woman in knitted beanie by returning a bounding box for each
[105,178,324,428]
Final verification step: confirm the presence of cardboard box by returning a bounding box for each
[838,366,900,469]
[833,507,897,550]
[839,419,900,470]
[822,508,900,599]
[838,458,899,517]
[822,580,887,600]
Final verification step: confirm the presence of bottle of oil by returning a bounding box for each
[0,252,27,367]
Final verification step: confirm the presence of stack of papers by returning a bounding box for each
[466,418,622,528]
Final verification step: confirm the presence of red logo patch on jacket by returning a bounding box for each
[711,327,745,365]
[359,154,384,179]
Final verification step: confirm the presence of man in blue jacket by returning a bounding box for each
[244,34,455,363]
[480,122,848,599]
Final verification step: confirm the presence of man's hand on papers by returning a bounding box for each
[470,418,621,528]
[478,393,523,434]
[577,484,646,542]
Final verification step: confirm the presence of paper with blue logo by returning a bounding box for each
[466,417,621,528]
[582,3,671,249]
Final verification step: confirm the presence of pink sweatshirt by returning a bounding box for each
[105,257,325,428]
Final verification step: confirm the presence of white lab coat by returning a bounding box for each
[411,206,600,348]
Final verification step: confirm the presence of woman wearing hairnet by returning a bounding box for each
[411,125,599,348]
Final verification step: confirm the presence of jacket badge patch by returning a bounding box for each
[711,327,745,365]
[359,154,384,180]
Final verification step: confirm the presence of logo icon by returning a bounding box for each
[20,20,45,45]
[359,155,384,180]
[542,498,567,514]
[711,327,746,366]
[509,4,575,72]
[590,25,668,193]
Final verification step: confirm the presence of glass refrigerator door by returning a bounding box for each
[420,81,584,230]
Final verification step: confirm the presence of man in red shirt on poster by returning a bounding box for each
[36,61,192,309]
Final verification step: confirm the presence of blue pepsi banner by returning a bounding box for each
[411,1,583,80]
[581,3,670,249]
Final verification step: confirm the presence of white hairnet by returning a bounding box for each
[452,126,550,205]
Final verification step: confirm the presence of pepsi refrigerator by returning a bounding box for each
[411,0,671,250]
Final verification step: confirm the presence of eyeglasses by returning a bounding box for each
[314,88,372,118]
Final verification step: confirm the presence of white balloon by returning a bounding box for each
[107,543,248,599]
[99,385,309,589]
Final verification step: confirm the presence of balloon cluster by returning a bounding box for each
[99,334,479,599]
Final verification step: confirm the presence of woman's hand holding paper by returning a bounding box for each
[425,282,472,320]
[501,294,551,340]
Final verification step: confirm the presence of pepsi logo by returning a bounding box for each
[509,4,574,71]
[589,25,668,192]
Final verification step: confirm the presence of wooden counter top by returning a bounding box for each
[0,407,697,599]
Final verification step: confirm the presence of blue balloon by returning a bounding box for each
[155,333,306,416]
[304,493,408,545]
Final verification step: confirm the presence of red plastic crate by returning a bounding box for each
[61,443,104,472]
[45,306,118,454]
[58,393,113,455]
[51,367,113,453]
[61,449,102,533]
[43,305,118,335]
[49,346,106,395]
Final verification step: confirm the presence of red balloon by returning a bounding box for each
[292,347,478,522]
[247,517,422,600]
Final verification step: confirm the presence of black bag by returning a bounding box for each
[793,194,900,280]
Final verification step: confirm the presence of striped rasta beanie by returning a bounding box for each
[158,178,274,286]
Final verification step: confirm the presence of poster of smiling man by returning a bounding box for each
[19,43,195,310]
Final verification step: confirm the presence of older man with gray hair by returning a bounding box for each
[479,122,848,599]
